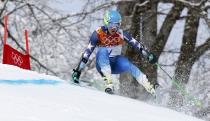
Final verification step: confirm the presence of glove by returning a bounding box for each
[72,59,87,83]
[147,53,157,64]
[72,69,81,84]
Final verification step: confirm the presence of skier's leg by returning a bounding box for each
[96,47,112,75]
[111,56,155,94]
[96,47,114,93]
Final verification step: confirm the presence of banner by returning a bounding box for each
[2,16,31,70]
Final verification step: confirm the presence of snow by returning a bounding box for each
[0,64,204,121]
[0,64,63,81]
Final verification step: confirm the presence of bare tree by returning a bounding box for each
[117,0,184,99]
[118,0,210,120]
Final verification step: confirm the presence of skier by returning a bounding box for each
[72,10,157,94]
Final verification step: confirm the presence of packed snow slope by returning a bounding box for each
[0,64,204,121]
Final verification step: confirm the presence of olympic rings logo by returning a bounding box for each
[103,36,121,46]
[11,52,23,66]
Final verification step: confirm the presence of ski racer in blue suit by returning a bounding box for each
[72,10,157,94]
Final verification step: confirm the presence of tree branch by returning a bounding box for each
[159,0,207,7]
[193,37,210,61]
[0,0,9,17]
[151,2,184,58]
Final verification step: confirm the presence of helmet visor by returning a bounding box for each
[108,22,120,32]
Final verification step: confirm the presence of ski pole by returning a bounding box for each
[155,63,202,108]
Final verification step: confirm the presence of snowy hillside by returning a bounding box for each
[0,64,204,121]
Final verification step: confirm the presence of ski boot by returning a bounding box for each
[142,80,156,95]
[137,74,156,95]
[103,75,114,94]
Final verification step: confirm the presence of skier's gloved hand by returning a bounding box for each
[72,58,87,84]
[72,69,81,84]
[147,52,157,64]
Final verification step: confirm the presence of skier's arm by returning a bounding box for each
[72,31,98,83]
[76,31,98,72]
[123,32,157,64]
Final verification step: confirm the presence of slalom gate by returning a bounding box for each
[2,16,31,70]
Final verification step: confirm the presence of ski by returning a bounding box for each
[70,79,115,94]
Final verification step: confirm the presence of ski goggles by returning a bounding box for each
[108,22,120,32]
